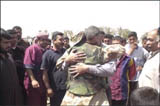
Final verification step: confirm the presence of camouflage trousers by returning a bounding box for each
[61,89,109,106]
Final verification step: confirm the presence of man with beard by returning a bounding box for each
[0,28,23,105]
[12,26,30,50]
[23,32,49,106]
[41,31,70,106]
[7,29,26,100]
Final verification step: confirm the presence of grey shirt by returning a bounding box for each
[125,44,149,67]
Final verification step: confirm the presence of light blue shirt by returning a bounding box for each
[125,44,149,67]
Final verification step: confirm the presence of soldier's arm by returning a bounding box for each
[56,49,86,70]
[69,44,126,78]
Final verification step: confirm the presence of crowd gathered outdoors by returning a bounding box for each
[0,25,159,106]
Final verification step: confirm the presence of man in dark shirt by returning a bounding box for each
[41,31,67,106]
[12,26,30,50]
[7,29,25,89]
[0,28,23,105]
[7,29,26,104]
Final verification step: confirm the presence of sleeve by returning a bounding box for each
[87,60,117,77]
[23,46,35,69]
[128,58,137,80]
[40,51,49,71]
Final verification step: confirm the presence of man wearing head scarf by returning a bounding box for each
[23,31,49,106]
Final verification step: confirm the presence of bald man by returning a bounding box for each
[138,28,160,93]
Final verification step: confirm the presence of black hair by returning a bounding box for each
[64,36,69,40]
[52,31,64,40]
[128,31,138,39]
[130,87,159,106]
[12,26,22,31]
[104,34,113,39]
[6,29,17,37]
[99,31,105,35]
[0,28,12,41]
[112,36,123,43]
[142,36,147,41]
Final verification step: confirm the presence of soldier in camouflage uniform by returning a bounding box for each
[56,26,112,105]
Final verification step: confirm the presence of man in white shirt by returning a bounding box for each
[138,28,160,93]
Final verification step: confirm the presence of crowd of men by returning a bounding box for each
[0,25,159,106]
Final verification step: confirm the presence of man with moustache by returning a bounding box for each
[138,27,160,93]
[12,26,30,50]
[40,31,67,106]
[23,31,49,106]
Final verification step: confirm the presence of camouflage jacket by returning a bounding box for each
[57,42,107,96]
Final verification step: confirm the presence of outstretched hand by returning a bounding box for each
[69,63,89,78]
[65,49,86,65]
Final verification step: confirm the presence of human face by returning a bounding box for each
[112,40,121,45]
[38,38,49,49]
[64,39,69,45]
[128,36,137,44]
[142,39,147,48]
[89,34,103,46]
[103,38,112,45]
[0,38,12,53]
[63,39,70,48]
[53,35,64,49]
[14,29,22,40]
[96,34,104,46]
[146,31,159,52]
[10,34,18,48]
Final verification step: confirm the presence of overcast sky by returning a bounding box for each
[1,1,159,38]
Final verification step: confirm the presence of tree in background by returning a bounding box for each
[100,26,131,39]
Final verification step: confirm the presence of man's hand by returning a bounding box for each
[46,88,54,97]
[31,80,40,88]
[130,42,138,50]
[127,42,138,55]
[65,49,86,65]
[69,63,89,78]
[136,66,143,72]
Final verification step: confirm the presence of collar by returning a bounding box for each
[148,50,160,59]
[116,54,127,66]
